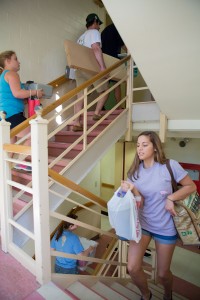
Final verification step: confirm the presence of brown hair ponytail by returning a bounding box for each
[0,50,15,74]
[55,214,78,241]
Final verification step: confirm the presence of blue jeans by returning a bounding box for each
[55,264,79,274]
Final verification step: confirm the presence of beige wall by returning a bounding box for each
[0,0,106,84]
[102,0,200,121]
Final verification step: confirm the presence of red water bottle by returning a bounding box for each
[28,91,40,117]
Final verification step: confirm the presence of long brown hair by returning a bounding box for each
[127,131,167,180]
[0,50,15,74]
[55,213,78,241]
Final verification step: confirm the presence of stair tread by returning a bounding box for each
[67,119,112,126]
[86,109,123,116]
[148,282,188,300]
[56,130,101,136]
[111,282,141,299]
[67,281,104,300]
[127,282,187,300]
[12,169,32,179]
[92,281,128,300]
[37,281,75,299]
[48,141,83,150]
[126,282,161,299]
[48,156,72,166]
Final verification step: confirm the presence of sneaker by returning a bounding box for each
[14,164,32,172]
[93,114,103,121]
[72,125,83,132]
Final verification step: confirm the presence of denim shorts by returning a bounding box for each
[142,229,178,245]
[55,264,78,274]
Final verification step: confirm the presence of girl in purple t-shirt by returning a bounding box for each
[123,131,196,300]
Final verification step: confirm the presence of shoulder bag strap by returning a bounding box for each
[166,159,178,192]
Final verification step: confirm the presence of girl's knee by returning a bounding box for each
[127,262,141,277]
[157,269,172,281]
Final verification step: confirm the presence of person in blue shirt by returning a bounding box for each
[51,213,94,274]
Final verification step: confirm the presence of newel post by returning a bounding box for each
[0,112,11,252]
[30,106,51,284]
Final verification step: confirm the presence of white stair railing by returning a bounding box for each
[0,110,51,284]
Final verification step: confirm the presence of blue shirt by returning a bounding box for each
[0,70,24,118]
[51,230,84,269]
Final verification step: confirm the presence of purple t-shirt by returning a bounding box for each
[128,160,187,236]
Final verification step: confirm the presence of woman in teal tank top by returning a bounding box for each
[0,50,44,128]
[0,50,44,171]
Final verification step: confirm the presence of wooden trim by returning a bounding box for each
[101,182,115,189]
[3,143,31,155]
[48,168,107,208]
[48,75,69,88]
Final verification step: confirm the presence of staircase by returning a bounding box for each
[10,108,127,250]
[12,109,127,214]
[34,279,187,300]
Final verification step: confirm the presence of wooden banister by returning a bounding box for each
[48,168,107,209]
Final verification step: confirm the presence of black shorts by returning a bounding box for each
[6,112,26,129]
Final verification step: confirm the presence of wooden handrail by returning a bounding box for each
[10,55,130,138]
[3,144,31,155]
[48,168,107,209]
[48,75,68,88]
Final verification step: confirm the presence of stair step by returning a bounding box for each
[66,119,112,131]
[111,282,141,299]
[127,281,187,300]
[37,281,78,299]
[48,142,83,159]
[48,156,72,173]
[126,282,161,299]
[67,281,105,300]
[148,282,188,300]
[12,169,32,186]
[86,109,123,116]
[92,281,128,300]
[55,130,101,144]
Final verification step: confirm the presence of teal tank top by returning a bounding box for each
[0,70,24,118]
